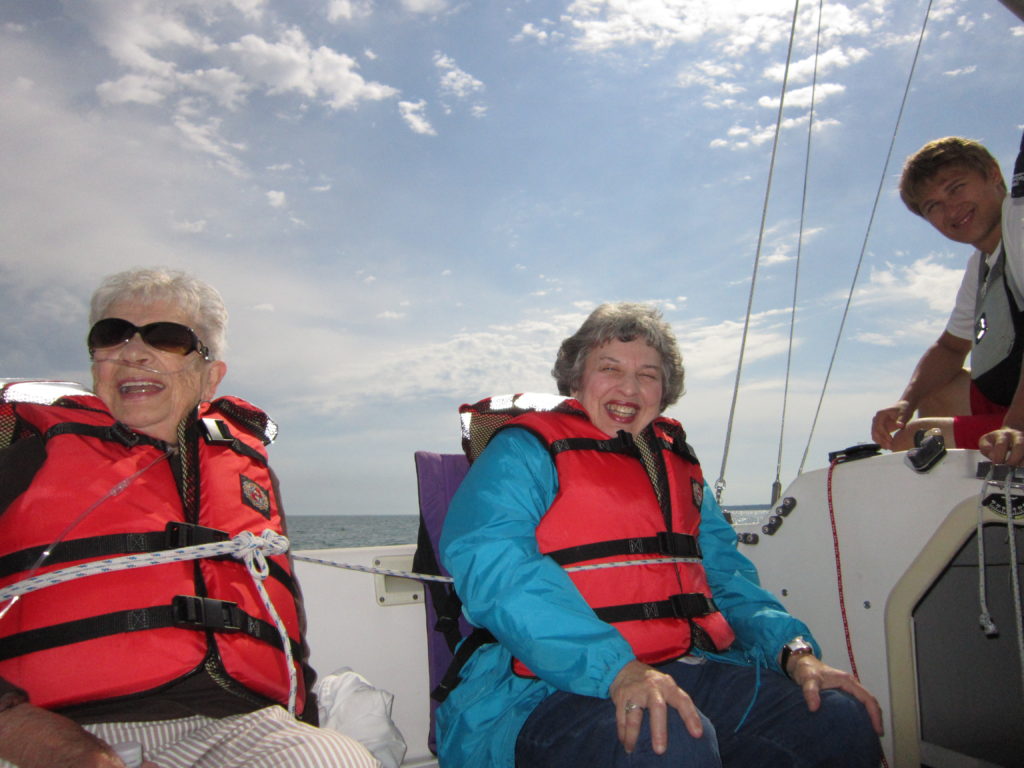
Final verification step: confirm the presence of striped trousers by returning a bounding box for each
[0,706,382,768]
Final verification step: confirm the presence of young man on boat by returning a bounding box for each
[871,133,1024,465]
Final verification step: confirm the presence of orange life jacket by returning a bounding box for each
[0,392,306,713]
[505,405,735,675]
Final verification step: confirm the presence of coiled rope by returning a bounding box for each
[974,467,1024,701]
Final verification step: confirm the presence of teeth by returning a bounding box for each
[120,381,164,394]
[607,404,637,417]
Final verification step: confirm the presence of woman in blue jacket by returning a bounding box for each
[438,302,882,767]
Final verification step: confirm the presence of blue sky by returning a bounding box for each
[2,0,1022,514]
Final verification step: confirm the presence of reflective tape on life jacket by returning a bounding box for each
[0,393,306,713]
[504,406,735,676]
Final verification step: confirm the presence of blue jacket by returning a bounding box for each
[437,425,816,768]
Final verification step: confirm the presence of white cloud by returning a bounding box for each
[267,190,287,207]
[229,28,397,110]
[852,255,965,314]
[401,0,448,13]
[173,218,208,233]
[172,114,248,175]
[434,53,484,100]
[758,82,845,110]
[97,73,173,105]
[943,65,977,77]
[177,67,252,109]
[327,0,373,22]
[763,46,869,83]
[399,99,436,135]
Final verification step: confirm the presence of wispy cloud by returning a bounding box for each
[399,99,436,135]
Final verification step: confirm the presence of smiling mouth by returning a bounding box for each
[606,403,638,419]
[119,381,165,395]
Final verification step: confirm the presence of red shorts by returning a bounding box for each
[952,382,1008,448]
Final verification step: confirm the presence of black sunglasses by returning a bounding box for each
[88,318,211,360]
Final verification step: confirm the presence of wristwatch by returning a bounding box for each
[780,636,815,678]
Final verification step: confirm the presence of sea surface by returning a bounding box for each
[284,508,769,550]
[286,514,419,550]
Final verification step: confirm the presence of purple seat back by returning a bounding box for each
[412,450,471,755]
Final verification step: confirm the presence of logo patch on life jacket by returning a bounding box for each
[975,312,988,343]
[691,478,704,509]
[240,475,271,518]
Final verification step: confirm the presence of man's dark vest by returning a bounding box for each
[972,245,1024,405]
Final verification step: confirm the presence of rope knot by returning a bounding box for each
[232,529,290,580]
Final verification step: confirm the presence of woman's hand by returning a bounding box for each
[0,702,142,768]
[608,660,703,755]
[786,655,884,735]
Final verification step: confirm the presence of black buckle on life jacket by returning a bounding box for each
[109,421,141,447]
[165,522,230,549]
[172,595,242,633]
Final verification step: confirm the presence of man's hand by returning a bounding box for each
[871,401,914,449]
[979,427,1024,465]
[608,660,703,755]
[0,703,136,768]
[786,655,884,736]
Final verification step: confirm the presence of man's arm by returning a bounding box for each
[871,331,971,449]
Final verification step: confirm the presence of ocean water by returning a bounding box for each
[284,508,769,550]
[286,514,419,550]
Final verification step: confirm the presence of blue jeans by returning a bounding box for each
[515,659,881,767]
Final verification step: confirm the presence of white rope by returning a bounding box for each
[975,469,1024,702]
[0,534,282,601]
[1,535,701,717]
[291,554,702,583]
[1001,476,1024,701]
[1,545,701,606]
[976,466,998,636]
[232,530,298,716]
[0,528,300,717]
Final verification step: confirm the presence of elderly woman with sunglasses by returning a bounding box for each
[0,268,380,768]
[436,303,883,768]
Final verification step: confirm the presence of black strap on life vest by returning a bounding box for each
[412,514,465,656]
[0,522,297,597]
[431,626,496,703]
[549,430,639,458]
[0,595,301,663]
[545,531,701,566]
[44,421,169,451]
[593,592,718,624]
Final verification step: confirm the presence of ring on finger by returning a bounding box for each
[624,701,642,712]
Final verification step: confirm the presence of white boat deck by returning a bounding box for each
[296,449,1024,768]
[296,544,438,768]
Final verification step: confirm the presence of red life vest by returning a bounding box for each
[0,391,306,714]
[506,404,735,675]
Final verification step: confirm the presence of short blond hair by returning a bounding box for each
[899,136,1004,216]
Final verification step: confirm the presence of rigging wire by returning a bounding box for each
[715,0,801,504]
[797,0,935,475]
[771,0,825,508]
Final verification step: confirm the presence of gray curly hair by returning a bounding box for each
[552,302,684,411]
[89,267,228,361]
